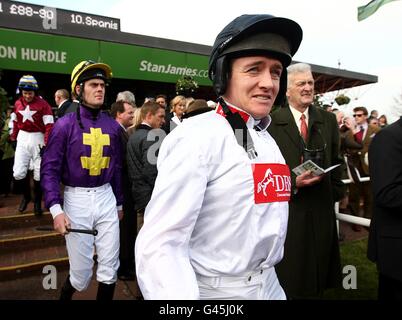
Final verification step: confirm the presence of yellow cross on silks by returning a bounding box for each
[80,128,110,176]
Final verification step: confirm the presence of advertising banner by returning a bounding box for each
[0,28,211,86]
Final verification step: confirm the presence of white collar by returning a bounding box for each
[357,122,368,130]
[58,99,68,107]
[141,121,152,128]
[118,122,127,132]
[289,105,309,123]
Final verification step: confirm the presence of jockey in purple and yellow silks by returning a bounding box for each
[41,60,123,300]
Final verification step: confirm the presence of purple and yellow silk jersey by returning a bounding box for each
[41,105,123,209]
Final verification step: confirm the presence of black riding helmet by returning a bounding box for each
[208,14,303,105]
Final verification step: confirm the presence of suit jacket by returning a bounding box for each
[268,105,345,298]
[161,111,177,134]
[59,101,79,118]
[56,100,72,119]
[127,124,162,210]
[119,126,135,214]
[367,117,402,282]
[345,124,380,176]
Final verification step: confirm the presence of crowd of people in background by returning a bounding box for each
[0,80,217,209]
[0,13,400,300]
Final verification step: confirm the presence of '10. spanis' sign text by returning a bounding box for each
[0,0,120,32]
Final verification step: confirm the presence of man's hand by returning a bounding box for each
[295,170,323,188]
[344,117,361,134]
[118,209,124,221]
[343,117,354,130]
[53,213,71,235]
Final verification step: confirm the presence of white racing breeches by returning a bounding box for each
[196,267,286,300]
[13,130,44,181]
[63,183,120,291]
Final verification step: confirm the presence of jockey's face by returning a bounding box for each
[223,55,282,119]
[22,90,35,103]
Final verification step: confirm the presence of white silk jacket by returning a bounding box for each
[135,103,290,299]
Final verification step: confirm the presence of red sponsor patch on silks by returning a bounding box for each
[252,163,291,203]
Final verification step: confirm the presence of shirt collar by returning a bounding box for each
[289,105,309,124]
[58,99,68,107]
[358,122,368,130]
[141,121,152,128]
[118,122,127,132]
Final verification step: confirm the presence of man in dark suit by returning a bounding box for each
[110,100,136,281]
[268,62,345,299]
[368,116,402,300]
[127,101,165,229]
[127,101,165,300]
[156,94,173,134]
[54,89,72,119]
[345,106,380,231]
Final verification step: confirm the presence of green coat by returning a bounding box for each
[0,118,14,160]
[268,106,345,298]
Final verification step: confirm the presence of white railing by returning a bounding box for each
[336,212,370,228]
[335,177,371,236]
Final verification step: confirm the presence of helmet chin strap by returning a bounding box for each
[77,83,84,104]
[76,83,85,130]
[75,82,106,130]
[219,97,258,160]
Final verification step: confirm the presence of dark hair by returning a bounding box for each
[110,100,126,118]
[379,114,388,125]
[182,99,212,119]
[156,94,167,101]
[353,106,368,116]
[140,101,164,120]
